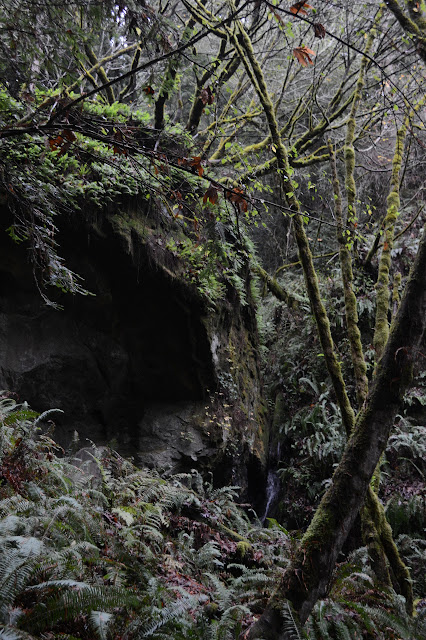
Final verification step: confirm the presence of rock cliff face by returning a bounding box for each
[0,201,267,499]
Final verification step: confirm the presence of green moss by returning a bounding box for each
[328,140,368,406]
[374,123,407,359]
[236,540,253,557]
[111,214,149,241]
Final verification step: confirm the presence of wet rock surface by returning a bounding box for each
[0,205,267,496]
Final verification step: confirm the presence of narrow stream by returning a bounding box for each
[261,469,280,524]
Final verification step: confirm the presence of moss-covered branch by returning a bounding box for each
[385,0,426,62]
[119,44,142,102]
[253,265,301,309]
[207,98,257,159]
[225,0,356,437]
[328,140,368,406]
[274,252,338,275]
[344,8,382,230]
[180,0,227,39]
[327,13,381,405]
[373,121,408,359]
[84,44,115,105]
[385,0,423,37]
[364,489,413,612]
[374,92,426,356]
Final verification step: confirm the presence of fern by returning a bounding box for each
[385,494,424,537]
[2,399,423,640]
[136,588,201,638]
[89,611,113,640]
[194,541,224,570]
[203,573,233,612]
[280,600,306,640]
[19,585,140,633]
[0,626,38,640]
[0,542,43,623]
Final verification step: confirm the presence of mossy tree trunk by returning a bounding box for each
[386,0,426,63]
[154,15,198,131]
[84,44,116,105]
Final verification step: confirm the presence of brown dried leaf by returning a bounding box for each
[290,2,313,16]
[48,129,76,154]
[226,188,248,212]
[48,134,63,151]
[313,22,326,38]
[293,46,316,66]
[270,10,285,25]
[203,184,219,205]
[200,86,214,105]
[190,156,204,177]
[113,129,127,156]
[62,129,76,142]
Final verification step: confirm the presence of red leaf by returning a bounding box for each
[48,129,76,154]
[48,135,63,151]
[290,2,313,16]
[113,129,127,155]
[178,156,204,177]
[271,10,284,25]
[62,129,76,142]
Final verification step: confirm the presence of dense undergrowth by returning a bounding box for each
[1,394,425,640]
[0,88,259,310]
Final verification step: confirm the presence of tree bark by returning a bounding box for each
[246,223,426,637]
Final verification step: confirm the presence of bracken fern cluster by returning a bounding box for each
[0,395,424,640]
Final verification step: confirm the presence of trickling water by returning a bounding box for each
[276,442,281,462]
[261,469,280,524]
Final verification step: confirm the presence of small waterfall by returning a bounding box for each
[261,469,280,524]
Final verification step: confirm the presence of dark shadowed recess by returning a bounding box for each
[0,209,216,457]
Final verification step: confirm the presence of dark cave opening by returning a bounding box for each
[0,217,216,453]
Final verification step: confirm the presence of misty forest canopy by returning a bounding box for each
[0,0,426,639]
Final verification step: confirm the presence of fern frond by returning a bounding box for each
[0,549,39,622]
[89,610,113,640]
[0,498,32,517]
[19,585,140,633]
[137,590,200,637]
[194,541,223,570]
[203,573,232,611]
[280,600,306,640]
[361,602,413,639]
[0,625,38,639]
